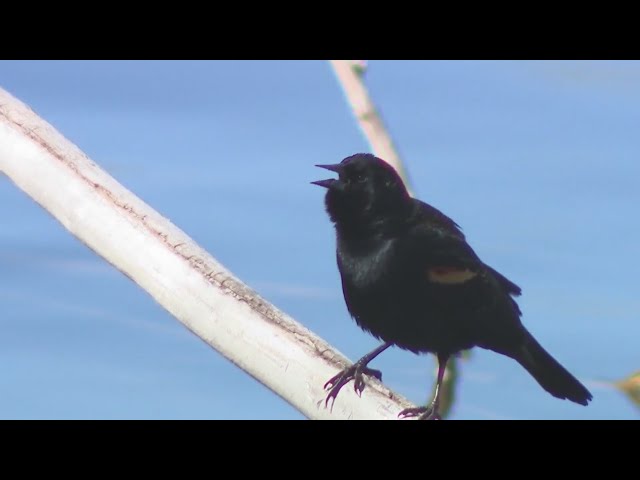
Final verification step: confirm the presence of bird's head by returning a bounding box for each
[312,153,411,231]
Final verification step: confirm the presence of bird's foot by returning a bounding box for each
[398,405,441,420]
[323,364,382,410]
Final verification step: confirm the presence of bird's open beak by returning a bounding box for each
[315,163,342,173]
[311,179,335,188]
[311,163,342,188]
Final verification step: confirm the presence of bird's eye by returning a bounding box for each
[354,173,366,183]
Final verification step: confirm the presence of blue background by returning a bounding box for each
[0,60,637,419]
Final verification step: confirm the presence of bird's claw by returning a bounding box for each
[398,405,441,420]
[323,365,382,410]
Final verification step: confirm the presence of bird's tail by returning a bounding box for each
[513,330,593,406]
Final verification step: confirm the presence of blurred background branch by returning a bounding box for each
[329,60,411,191]
[329,59,465,418]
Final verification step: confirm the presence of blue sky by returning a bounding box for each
[0,60,638,419]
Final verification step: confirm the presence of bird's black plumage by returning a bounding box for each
[313,153,592,419]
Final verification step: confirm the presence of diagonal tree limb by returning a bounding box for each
[0,86,417,420]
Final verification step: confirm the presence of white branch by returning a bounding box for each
[0,87,415,420]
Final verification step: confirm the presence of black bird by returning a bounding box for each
[312,153,593,419]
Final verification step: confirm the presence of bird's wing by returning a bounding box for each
[405,222,484,283]
[484,264,522,296]
[407,200,522,296]
[413,199,465,240]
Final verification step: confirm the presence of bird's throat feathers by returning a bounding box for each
[325,189,413,239]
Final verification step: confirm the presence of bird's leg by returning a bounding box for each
[324,342,392,409]
[399,353,449,420]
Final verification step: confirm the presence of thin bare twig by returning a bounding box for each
[329,59,461,419]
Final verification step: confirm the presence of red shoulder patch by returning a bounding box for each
[427,266,478,284]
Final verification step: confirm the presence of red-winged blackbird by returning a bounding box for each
[312,153,593,419]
